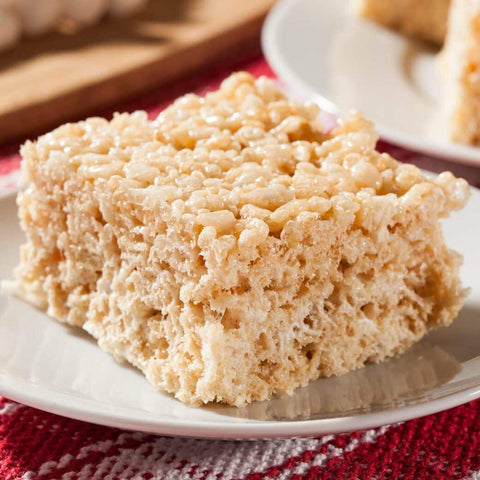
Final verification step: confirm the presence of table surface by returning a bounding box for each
[0,52,479,480]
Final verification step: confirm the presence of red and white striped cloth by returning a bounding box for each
[1,396,480,479]
[1,53,479,480]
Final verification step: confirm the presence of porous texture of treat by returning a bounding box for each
[354,0,451,45]
[10,72,469,406]
[441,0,480,144]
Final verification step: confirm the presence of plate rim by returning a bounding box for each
[0,189,17,201]
[2,379,480,439]
[261,0,480,167]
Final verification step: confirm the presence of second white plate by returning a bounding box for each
[262,0,480,166]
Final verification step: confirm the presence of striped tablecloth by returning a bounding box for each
[1,53,479,480]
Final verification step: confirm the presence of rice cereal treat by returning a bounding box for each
[441,0,480,144]
[353,0,451,45]
[9,72,469,406]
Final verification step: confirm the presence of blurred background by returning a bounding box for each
[0,0,274,144]
[0,0,478,194]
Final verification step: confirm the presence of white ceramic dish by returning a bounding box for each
[0,187,479,439]
[0,169,20,200]
[262,0,480,166]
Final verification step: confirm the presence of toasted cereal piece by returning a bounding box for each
[63,0,109,26]
[17,0,62,36]
[0,8,21,50]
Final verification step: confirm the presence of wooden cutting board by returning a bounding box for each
[0,0,275,143]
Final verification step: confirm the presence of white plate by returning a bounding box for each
[262,0,480,166]
[0,188,479,439]
[0,169,20,200]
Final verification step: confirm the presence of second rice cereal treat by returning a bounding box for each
[354,0,451,45]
